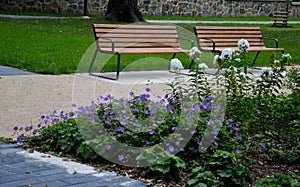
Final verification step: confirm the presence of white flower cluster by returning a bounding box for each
[260,67,273,76]
[282,53,292,60]
[198,63,209,69]
[169,58,184,71]
[189,47,202,61]
[220,48,235,60]
[213,55,220,66]
[238,38,250,52]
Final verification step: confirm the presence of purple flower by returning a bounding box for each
[256,110,261,115]
[172,126,177,131]
[32,130,37,136]
[129,91,134,96]
[191,129,197,135]
[145,88,151,92]
[72,133,76,137]
[116,126,124,133]
[37,123,41,128]
[25,126,31,132]
[126,131,131,135]
[213,142,219,146]
[118,154,124,161]
[168,145,174,153]
[262,143,266,150]
[149,129,155,135]
[186,111,193,119]
[217,104,222,110]
[207,94,214,100]
[175,140,180,145]
[89,117,95,123]
[106,144,111,151]
[69,112,75,117]
[202,101,212,111]
[53,118,60,123]
[197,140,202,145]
[71,103,77,107]
[206,119,214,125]
[111,136,116,141]
[13,126,18,131]
[234,127,240,131]
[235,148,242,154]
[146,140,151,145]
[17,136,23,143]
[237,135,242,140]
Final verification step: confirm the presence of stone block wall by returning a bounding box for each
[1,0,299,17]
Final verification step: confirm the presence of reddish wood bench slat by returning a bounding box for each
[89,24,192,80]
[194,26,284,67]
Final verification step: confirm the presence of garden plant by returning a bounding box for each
[12,38,300,186]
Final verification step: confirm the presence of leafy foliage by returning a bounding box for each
[12,44,300,186]
[188,150,251,187]
[253,173,300,187]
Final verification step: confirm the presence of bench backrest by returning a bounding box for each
[194,26,265,50]
[93,24,181,51]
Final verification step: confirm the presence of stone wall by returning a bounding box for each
[1,0,299,17]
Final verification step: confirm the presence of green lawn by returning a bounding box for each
[0,15,299,74]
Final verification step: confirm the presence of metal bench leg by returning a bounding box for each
[168,53,177,71]
[88,48,98,74]
[251,51,260,67]
[171,53,177,59]
[89,49,121,81]
[188,60,195,69]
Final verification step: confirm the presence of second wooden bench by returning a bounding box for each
[194,26,284,67]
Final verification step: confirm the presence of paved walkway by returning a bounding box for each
[0,142,147,187]
[0,65,174,187]
[0,65,37,76]
[1,14,300,24]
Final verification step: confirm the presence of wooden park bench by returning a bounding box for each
[273,11,289,27]
[89,24,193,80]
[194,26,284,67]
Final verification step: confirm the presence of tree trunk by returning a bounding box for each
[105,0,144,23]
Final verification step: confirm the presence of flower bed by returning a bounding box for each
[12,41,300,186]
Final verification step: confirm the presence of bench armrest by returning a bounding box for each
[263,37,279,48]
[199,38,216,51]
[97,37,115,53]
[179,37,194,48]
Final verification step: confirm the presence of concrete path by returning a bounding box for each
[1,14,300,24]
[0,66,176,187]
[0,142,147,187]
[0,65,37,76]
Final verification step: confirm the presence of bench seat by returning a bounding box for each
[89,24,192,80]
[194,26,284,67]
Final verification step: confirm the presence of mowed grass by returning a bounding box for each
[0,18,95,74]
[0,16,300,74]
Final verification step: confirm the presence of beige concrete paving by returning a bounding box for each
[2,66,298,139]
[0,72,179,139]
